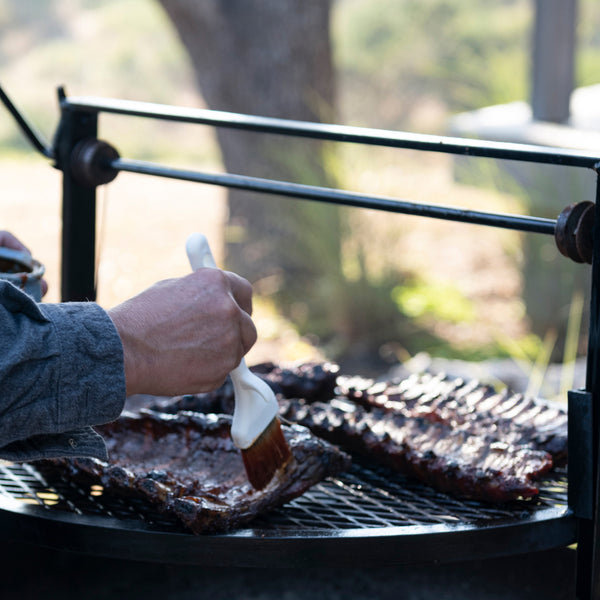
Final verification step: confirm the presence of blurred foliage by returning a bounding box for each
[392,279,476,324]
[4,0,599,151]
[333,0,530,129]
[0,0,598,370]
[577,0,600,85]
[454,153,594,364]
[0,0,215,162]
[334,0,600,130]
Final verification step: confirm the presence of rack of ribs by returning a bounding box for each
[150,362,566,503]
[40,409,350,534]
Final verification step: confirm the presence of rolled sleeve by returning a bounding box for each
[0,281,126,461]
[39,298,126,431]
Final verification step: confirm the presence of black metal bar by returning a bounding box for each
[112,158,557,236]
[54,98,98,302]
[64,95,600,169]
[578,170,600,599]
[0,85,54,159]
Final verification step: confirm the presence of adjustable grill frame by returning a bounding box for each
[1,85,599,597]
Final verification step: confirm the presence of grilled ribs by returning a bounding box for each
[147,362,567,503]
[337,371,568,466]
[278,397,553,502]
[42,410,350,534]
[148,361,339,416]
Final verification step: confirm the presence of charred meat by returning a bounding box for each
[41,410,350,534]
[252,361,339,402]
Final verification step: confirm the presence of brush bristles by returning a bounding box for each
[241,417,292,490]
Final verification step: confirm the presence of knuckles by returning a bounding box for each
[138,268,255,395]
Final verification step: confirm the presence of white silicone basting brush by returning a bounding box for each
[186,233,291,489]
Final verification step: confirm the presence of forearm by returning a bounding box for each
[0,282,126,459]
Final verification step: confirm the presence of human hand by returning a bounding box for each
[0,230,29,252]
[0,230,48,297]
[107,268,257,396]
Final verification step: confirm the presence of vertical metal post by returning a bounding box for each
[531,0,577,123]
[54,97,98,302]
[578,169,600,599]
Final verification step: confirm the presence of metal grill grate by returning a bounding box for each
[0,459,568,534]
[251,460,568,530]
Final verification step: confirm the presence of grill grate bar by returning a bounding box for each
[295,482,399,529]
[344,462,507,523]
[20,463,79,512]
[317,479,409,527]
[278,492,346,529]
[326,475,427,526]
[58,475,116,518]
[0,463,49,508]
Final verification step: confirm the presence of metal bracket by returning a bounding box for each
[555,201,595,264]
[70,137,120,188]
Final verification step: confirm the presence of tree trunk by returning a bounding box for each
[158,0,342,338]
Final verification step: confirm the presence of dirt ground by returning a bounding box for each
[0,156,227,306]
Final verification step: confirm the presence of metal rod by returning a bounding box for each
[63,95,600,170]
[112,157,557,235]
[0,85,54,159]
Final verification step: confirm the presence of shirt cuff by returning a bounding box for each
[38,300,126,432]
[0,427,109,462]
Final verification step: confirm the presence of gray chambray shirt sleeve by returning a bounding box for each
[0,281,126,462]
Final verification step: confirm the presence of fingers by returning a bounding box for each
[0,231,29,253]
[239,309,258,356]
[40,279,49,297]
[0,231,48,297]
[209,269,257,357]
[224,271,253,316]
[221,271,257,355]
[189,268,255,350]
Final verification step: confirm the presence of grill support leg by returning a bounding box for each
[54,92,98,302]
[579,168,600,599]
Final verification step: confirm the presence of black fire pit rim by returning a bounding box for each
[0,491,576,567]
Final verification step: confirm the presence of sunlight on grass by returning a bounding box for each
[493,286,586,401]
[392,279,476,324]
[560,289,585,398]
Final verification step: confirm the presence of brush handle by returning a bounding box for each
[185,232,218,270]
[185,233,279,449]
